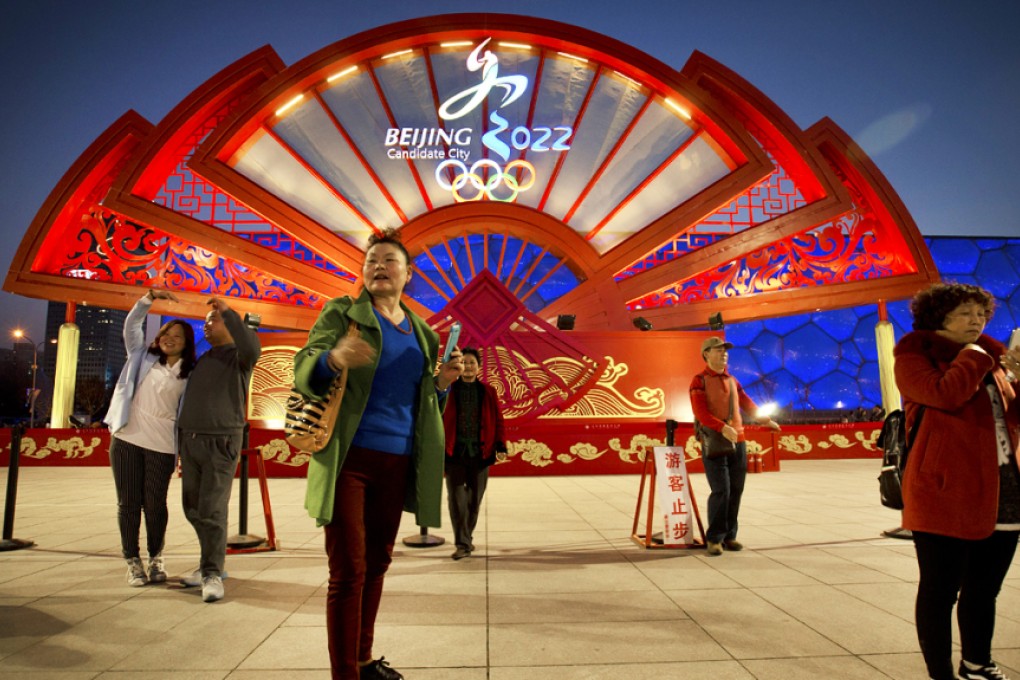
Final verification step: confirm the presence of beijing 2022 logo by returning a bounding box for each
[383,38,573,202]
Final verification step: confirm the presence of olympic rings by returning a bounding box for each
[435,159,537,203]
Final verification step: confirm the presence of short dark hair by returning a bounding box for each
[366,228,411,265]
[461,347,481,362]
[910,282,994,331]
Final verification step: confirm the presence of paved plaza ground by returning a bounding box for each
[1,459,1018,679]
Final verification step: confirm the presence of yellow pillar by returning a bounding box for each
[50,323,80,428]
[874,300,901,414]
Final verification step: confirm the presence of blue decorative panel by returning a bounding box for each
[749,331,783,374]
[977,250,1018,301]
[722,319,762,347]
[813,308,858,342]
[811,371,860,408]
[783,325,838,383]
[1005,244,1020,273]
[406,234,581,314]
[851,313,880,362]
[928,239,980,275]
[725,237,1020,414]
[761,313,810,336]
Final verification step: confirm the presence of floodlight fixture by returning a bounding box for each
[633,317,653,331]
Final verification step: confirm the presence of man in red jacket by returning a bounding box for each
[689,337,779,556]
[442,347,507,560]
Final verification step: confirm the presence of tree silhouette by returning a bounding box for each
[75,375,110,425]
[0,353,32,422]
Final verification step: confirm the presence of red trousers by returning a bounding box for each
[324,445,410,680]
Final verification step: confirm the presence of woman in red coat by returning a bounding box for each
[894,282,1020,680]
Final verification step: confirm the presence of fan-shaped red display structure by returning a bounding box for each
[428,270,600,421]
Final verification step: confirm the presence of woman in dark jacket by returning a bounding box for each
[894,282,1020,680]
[442,347,506,560]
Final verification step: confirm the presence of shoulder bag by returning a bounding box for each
[697,376,738,459]
[285,321,359,454]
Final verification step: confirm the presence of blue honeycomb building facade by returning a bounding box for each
[727,237,1020,412]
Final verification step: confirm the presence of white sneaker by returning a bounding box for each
[125,557,146,587]
[181,568,228,587]
[201,575,224,602]
[147,553,167,583]
[181,569,202,587]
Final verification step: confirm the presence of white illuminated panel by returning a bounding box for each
[273,101,403,229]
[232,132,376,247]
[566,102,694,238]
[588,135,730,254]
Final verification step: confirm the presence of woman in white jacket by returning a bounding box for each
[105,290,195,586]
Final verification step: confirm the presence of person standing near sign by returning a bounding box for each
[894,282,1020,680]
[442,347,507,560]
[689,337,779,556]
[295,230,462,680]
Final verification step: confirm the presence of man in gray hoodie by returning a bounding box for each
[178,297,260,602]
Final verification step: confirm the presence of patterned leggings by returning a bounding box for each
[110,438,175,559]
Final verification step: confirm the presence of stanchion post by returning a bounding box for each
[227,450,266,550]
[1,424,35,551]
[402,525,445,548]
[253,452,278,550]
[238,452,249,536]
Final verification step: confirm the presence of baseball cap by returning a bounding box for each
[701,337,733,354]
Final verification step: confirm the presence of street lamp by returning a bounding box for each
[11,330,39,428]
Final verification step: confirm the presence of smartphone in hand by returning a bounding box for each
[1009,328,1020,351]
[442,322,462,363]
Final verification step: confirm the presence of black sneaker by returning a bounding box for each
[360,656,403,680]
[959,661,1011,679]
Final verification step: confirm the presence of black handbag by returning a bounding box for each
[697,376,737,459]
[700,426,736,458]
[877,406,925,510]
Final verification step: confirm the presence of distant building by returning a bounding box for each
[12,341,35,371]
[0,345,34,423]
[44,301,129,392]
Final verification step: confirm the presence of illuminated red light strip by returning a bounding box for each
[586,128,704,242]
[462,233,477,277]
[313,91,407,224]
[538,65,603,212]
[563,96,653,224]
[513,245,548,297]
[262,126,379,234]
[366,62,434,211]
[496,232,510,280]
[443,237,468,288]
[481,233,489,277]
[411,265,453,305]
[514,52,546,184]
[518,252,569,304]
[422,247,458,301]
[503,237,529,287]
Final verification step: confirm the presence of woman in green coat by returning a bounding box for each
[294,230,462,680]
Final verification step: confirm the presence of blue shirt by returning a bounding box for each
[349,309,423,455]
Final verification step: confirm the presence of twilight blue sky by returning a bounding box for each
[2,0,1018,343]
